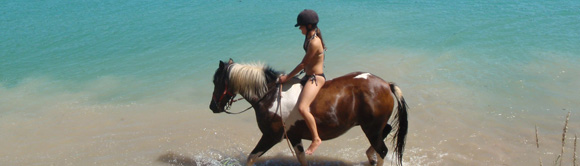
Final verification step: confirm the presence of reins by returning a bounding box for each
[275,83,297,157]
[222,96,247,114]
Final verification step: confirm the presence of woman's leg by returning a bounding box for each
[297,75,325,155]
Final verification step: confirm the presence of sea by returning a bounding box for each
[1,0,579,165]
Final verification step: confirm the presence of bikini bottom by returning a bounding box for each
[300,73,326,86]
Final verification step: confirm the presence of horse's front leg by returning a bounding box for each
[246,134,281,166]
[289,137,307,166]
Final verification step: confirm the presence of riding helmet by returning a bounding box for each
[295,9,319,27]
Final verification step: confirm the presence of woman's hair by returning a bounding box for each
[305,26,326,51]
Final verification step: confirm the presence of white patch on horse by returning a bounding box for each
[354,73,372,79]
[268,80,304,132]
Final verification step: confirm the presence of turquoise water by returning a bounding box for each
[1,0,579,165]
[2,1,579,99]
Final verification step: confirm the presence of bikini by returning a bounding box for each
[300,31,326,86]
[300,73,326,86]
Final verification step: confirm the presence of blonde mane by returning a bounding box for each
[228,63,269,99]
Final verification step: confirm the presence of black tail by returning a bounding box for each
[389,83,408,166]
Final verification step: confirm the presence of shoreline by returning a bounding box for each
[1,91,577,165]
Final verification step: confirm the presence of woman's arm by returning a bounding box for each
[279,57,306,83]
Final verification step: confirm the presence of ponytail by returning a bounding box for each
[315,28,326,51]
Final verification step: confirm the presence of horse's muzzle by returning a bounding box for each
[209,100,222,113]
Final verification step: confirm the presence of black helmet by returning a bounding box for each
[294,9,319,27]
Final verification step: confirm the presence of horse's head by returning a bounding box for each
[209,59,235,113]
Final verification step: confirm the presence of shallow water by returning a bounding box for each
[2,0,580,165]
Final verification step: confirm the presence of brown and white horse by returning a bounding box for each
[209,59,408,166]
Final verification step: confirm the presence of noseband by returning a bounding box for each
[212,81,243,112]
[212,82,234,104]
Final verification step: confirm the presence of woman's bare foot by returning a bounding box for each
[305,138,322,155]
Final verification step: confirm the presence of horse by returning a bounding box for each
[209,59,408,166]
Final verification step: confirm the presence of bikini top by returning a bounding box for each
[300,32,325,75]
[303,33,318,52]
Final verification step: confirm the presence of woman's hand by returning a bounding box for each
[278,75,289,83]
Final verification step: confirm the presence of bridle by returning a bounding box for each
[212,72,281,115]
[211,74,245,114]
[212,81,235,106]
[211,64,254,114]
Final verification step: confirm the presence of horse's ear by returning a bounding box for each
[228,58,234,64]
[219,60,225,69]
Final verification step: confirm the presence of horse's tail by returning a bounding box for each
[389,82,408,166]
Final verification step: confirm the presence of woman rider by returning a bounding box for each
[278,9,326,155]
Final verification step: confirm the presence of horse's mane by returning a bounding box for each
[228,62,280,99]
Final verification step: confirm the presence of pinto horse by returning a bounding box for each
[209,59,408,166]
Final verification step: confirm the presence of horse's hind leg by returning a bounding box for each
[362,124,390,166]
[366,124,392,165]
[246,135,280,166]
[366,146,377,165]
[383,124,393,137]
